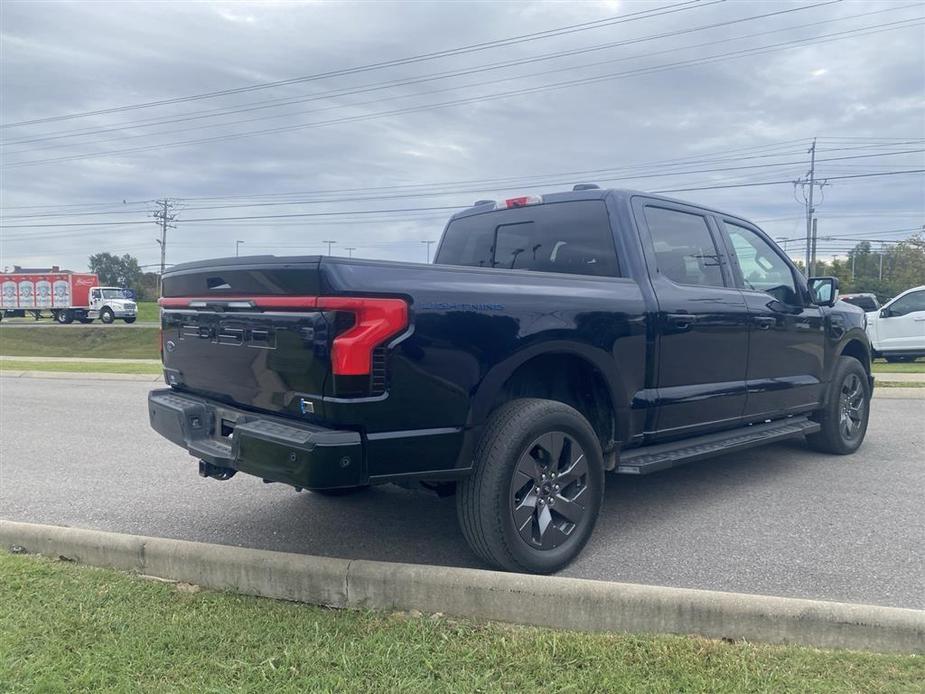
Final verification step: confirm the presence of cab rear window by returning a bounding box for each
[435,201,619,277]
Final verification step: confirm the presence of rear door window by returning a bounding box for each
[435,201,619,277]
[643,206,726,287]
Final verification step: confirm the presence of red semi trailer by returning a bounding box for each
[0,267,137,324]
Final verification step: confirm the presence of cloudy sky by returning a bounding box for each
[1,0,923,273]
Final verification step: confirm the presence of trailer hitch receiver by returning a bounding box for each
[198,460,236,481]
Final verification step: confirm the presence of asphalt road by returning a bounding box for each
[1,376,922,609]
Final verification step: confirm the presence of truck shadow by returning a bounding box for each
[243,438,820,571]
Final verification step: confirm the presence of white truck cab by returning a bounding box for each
[88,286,137,324]
[866,285,925,363]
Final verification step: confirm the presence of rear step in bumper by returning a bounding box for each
[616,417,821,475]
[148,389,364,490]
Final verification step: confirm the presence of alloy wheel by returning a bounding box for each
[838,372,866,441]
[509,431,589,551]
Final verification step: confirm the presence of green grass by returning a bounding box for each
[0,326,159,359]
[136,301,160,322]
[1,553,921,693]
[872,360,925,374]
[0,359,161,375]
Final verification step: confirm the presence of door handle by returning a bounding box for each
[753,316,776,330]
[666,313,696,330]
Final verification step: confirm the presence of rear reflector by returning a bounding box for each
[503,195,541,209]
[158,295,409,376]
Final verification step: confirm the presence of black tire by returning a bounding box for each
[56,309,74,324]
[123,316,137,324]
[457,398,604,574]
[310,486,368,497]
[807,356,871,455]
[100,308,115,324]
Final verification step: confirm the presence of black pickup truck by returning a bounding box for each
[149,187,873,573]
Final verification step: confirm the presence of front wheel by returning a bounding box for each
[100,308,114,324]
[807,356,871,455]
[457,398,604,574]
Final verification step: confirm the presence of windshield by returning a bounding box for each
[99,288,127,299]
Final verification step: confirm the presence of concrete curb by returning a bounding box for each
[2,520,922,653]
[0,371,162,382]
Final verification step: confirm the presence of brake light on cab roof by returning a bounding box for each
[503,195,542,209]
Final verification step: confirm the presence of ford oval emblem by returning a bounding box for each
[165,340,176,352]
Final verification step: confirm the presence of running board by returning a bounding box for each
[615,417,821,475]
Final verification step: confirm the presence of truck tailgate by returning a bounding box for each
[159,256,408,418]
[161,303,329,416]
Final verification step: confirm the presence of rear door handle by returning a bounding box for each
[754,316,776,330]
[666,314,696,330]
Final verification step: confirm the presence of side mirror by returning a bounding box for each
[808,276,839,307]
[880,308,892,319]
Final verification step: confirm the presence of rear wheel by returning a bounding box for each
[457,398,604,574]
[100,308,114,324]
[807,356,870,455]
[56,309,73,324]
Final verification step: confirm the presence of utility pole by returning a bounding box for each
[793,138,826,275]
[152,199,177,298]
[879,242,885,281]
[421,239,435,263]
[809,218,818,276]
[322,240,336,256]
[235,240,244,257]
[345,246,356,258]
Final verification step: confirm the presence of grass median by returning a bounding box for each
[1,553,921,693]
[0,359,161,375]
[872,360,925,374]
[0,326,159,359]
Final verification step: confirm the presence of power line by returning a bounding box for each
[0,0,710,129]
[3,169,922,238]
[7,15,923,169]
[2,0,852,151]
[4,146,920,220]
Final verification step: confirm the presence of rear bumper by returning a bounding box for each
[148,388,364,490]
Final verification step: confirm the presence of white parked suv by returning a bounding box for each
[866,285,925,363]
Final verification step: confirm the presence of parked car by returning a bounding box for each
[866,285,925,362]
[839,292,880,312]
[148,187,873,573]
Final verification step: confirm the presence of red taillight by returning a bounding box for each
[158,295,409,376]
[318,297,408,376]
[503,195,541,208]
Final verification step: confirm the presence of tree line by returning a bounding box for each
[807,235,925,302]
